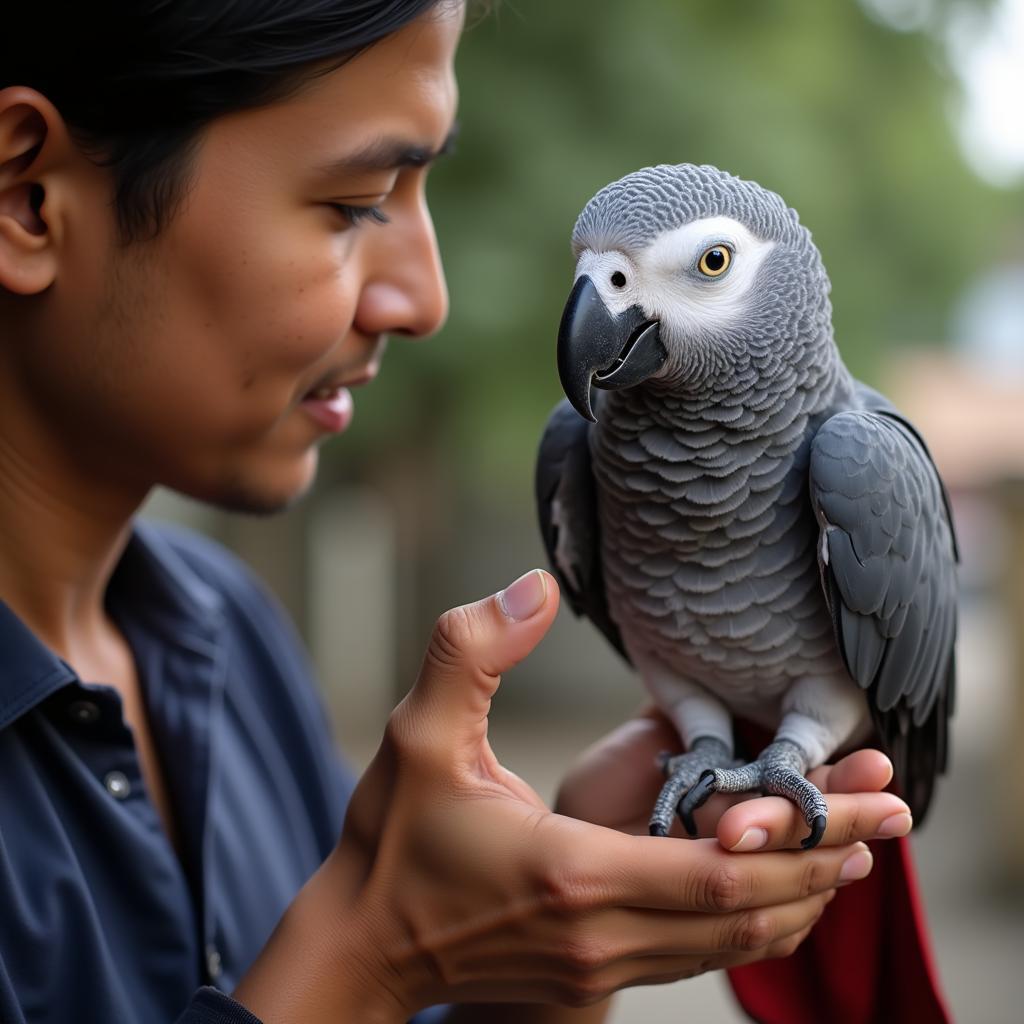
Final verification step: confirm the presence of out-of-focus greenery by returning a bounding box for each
[330,0,1020,502]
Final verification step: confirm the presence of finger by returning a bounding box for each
[621,923,819,987]
[597,833,873,912]
[395,570,560,748]
[806,748,894,795]
[639,749,896,840]
[596,956,718,998]
[717,790,911,852]
[684,750,893,840]
[590,898,829,997]
[593,890,831,959]
[750,919,817,963]
[718,918,819,972]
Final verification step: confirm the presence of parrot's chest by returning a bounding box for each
[589,419,839,698]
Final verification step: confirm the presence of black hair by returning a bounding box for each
[2,1,454,241]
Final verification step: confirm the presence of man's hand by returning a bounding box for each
[555,706,910,849]
[233,571,886,1024]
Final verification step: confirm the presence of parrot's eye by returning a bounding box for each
[611,271,626,288]
[698,246,731,277]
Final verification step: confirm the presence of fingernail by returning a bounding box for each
[875,812,913,839]
[729,828,768,852]
[839,846,873,883]
[497,570,547,621]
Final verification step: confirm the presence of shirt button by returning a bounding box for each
[104,771,131,800]
[67,700,100,724]
[205,944,223,981]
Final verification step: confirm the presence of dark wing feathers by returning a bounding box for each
[810,406,958,822]
[535,400,629,664]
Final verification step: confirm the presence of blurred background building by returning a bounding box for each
[145,0,1024,1019]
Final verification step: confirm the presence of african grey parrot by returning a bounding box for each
[536,164,958,848]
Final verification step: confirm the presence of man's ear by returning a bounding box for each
[0,87,77,295]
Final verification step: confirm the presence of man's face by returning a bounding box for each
[22,5,461,513]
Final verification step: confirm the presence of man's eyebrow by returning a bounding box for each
[318,123,460,178]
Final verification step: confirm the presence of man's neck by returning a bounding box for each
[0,405,144,663]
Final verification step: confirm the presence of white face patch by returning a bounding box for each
[575,215,777,340]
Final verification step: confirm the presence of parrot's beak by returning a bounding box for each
[557,275,667,422]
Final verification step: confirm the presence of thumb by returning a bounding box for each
[402,569,560,747]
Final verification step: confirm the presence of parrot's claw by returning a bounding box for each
[802,814,827,851]
[648,737,736,838]
[679,770,717,836]
[675,740,829,850]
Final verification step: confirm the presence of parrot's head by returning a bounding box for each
[557,163,833,422]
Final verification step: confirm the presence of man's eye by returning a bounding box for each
[329,203,391,227]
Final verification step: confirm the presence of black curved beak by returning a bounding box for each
[556,275,667,422]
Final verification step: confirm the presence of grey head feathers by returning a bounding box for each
[570,163,838,399]
[572,163,805,256]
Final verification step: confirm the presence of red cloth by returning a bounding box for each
[726,834,951,1023]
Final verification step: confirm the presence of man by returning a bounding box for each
[0,2,906,1022]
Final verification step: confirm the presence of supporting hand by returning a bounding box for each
[555,706,911,849]
[233,572,882,1023]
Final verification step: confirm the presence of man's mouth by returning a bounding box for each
[300,386,354,434]
[298,356,380,433]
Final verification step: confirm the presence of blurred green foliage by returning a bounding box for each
[331,0,1019,502]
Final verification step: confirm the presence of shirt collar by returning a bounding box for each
[113,520,225,629]
[0,520,224,731]
[0,601,75,731]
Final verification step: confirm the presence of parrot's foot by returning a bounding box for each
[649,737,738,837]
[677,739,827,849]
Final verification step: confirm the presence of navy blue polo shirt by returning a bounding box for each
[0,521,444,1024]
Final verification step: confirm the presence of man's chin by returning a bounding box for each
[208,485,308,517]
[186,463,317,517]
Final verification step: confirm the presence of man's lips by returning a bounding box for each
[300,386,354,434]
[299,363,379,435]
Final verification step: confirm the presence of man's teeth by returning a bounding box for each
[308,386,338,400]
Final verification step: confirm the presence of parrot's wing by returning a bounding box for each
[809,405,958,822]
[536,399,629,664]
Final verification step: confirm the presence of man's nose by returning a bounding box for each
[353,196,449,340]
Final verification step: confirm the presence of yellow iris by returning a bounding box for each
[698,246,731,277]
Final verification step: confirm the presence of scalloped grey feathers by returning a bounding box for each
[810,402,958,815]
[537,163,958,822]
